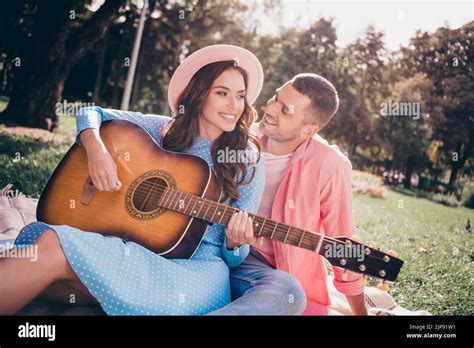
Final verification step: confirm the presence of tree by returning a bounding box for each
[398,22,474,187]
[252,18,340,117]
[377,73,434,188]
[0,0,126,130]
[119,0,261,114]
[342,26,388,159]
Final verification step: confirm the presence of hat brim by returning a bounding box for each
[168,44,264,114]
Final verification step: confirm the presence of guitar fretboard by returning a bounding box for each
[157,186,325,253]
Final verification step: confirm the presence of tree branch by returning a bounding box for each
[65,0,127,68]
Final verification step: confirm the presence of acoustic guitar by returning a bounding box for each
[37,119,404,283]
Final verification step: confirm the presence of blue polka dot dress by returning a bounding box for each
[14,106,265,315]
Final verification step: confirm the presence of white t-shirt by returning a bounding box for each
[251,151,292,266]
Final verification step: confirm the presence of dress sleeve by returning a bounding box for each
[75,106,171,146]
[221,151,266,268]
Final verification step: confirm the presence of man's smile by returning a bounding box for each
[263,113,278,127]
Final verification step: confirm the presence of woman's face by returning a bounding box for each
[199,68,246,140]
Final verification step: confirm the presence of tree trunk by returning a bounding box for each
[449,142,471,188]
[131,54,142,109]
[93,34,108,104]
[404,157,413,189]
[348,141,357,159]
[1,0,125,130]
[111,33,127,108]
[2,66,68,130]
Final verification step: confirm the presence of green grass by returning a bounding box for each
[0,122,472,315]
[53,114,77,139]
[0,115,75,197]
[353,191,474,315]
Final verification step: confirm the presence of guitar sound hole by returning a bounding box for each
[133,177,168,212]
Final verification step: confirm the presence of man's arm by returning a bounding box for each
[346,293,368,315]
[319,151,368,315]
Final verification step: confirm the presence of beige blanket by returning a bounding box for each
[1,184,429,316]
[0,184,37,241]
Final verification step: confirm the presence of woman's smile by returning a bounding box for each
[218,112,238,123]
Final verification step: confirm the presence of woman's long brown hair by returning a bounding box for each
[162,60,261,203]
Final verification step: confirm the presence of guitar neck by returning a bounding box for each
[157,186,327,254]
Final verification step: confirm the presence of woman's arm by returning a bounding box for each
[75,106,171,192]
[75,106,171,147]
[79,129,122,192]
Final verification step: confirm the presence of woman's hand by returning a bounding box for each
[225,211,264,250]
[84,140,122,192]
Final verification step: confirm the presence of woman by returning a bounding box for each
[0,45,265,315]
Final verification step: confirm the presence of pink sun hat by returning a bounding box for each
[168,44,264,114]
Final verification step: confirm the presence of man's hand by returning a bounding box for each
[225,211,264,250]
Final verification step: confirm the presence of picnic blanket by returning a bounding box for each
[1,184,430,316]
[0,184,37,242]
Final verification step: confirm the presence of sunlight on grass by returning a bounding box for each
[0,115,75,197]
[353,191,474,315]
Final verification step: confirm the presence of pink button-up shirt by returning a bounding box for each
[252,124,365,315]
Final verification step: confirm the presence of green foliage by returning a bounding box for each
[251,17,341,119]
[396,22,474,185]
[377,73,434,175]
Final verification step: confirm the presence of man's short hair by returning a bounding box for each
[291,73,339,129]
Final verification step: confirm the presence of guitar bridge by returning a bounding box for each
[80,176,97,206]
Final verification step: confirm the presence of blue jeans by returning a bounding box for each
[207,249,307,315]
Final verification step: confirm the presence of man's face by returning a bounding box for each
[259,81,315,142]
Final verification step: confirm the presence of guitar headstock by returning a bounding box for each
[321,236,404,282]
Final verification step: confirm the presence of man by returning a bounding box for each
[209,73,368,315]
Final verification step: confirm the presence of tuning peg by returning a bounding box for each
[350,235,362,243]
[387,250,399,258]
[377,281,390,292]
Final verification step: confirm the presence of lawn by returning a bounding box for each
[0,116,473,315]
[353,191,473,315]
[0,115,75,197]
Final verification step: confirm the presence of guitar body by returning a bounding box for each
[37,120,221,259]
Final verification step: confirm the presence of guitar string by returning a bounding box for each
[133,184,393,277]
[132,181,354,248]
[133,181,385,258]
[132,181,330,247]
[127,182,391,272]
[133,181,377,252]
[134,181,324,242]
